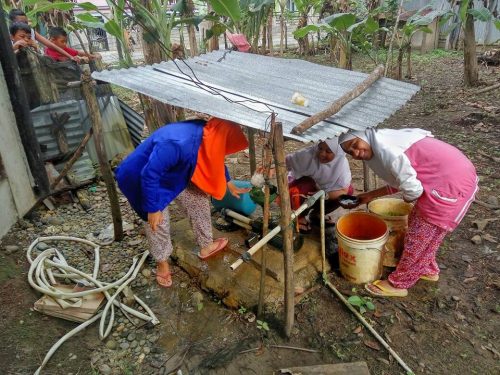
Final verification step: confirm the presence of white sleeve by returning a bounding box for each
[390,154,423,201]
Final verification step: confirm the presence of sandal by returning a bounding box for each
[420,274,439,282]
[365,280,408,298]
[198,237,228,260]
[156,272,172,288]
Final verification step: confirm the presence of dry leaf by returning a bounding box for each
[364,340,381,351]
[353,326,362,334]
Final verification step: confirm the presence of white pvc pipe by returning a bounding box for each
[224,209,252,224]
[230,190,326,270]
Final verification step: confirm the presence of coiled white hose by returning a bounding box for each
[27,236,160,375]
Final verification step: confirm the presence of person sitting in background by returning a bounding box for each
[45,27,101,62]
[9,9,79,62]
[10,22,38,53]
[285,138,352,231]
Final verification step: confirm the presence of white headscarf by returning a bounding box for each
[339,128,432,187]
[286,137,351,192]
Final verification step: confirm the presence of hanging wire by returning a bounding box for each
[107,0,278,117]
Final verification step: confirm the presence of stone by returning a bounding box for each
[192,291,203,307]
[120,342,130,350]
[486,196,498,206]
[130,340,138,349]
[99,364,112,375]
[143,346,151,354]
[141,268,152,278]
[452,296,461,302]
[37,242,50,251]
[127,332,136,342]
[471,235,482,245]
[105,340,117,350]
[5,245,19,254]
[139,340,146,346]
[48,216,64,226]
[116,324,125,332]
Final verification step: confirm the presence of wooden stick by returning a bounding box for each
[474,82,500,95]
[247,128,257,176]
[258,116,275,317]
[291,65,384,135]
[273,121,295,337]
[270,345,318,353]
[81,70,124,241]
[49,128,93,190]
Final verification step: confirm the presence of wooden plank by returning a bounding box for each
[280,361,370,375]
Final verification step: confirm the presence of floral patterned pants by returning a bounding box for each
[144,183,213,261]
[388,209,448,289]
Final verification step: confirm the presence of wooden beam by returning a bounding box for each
[291,65,385,135]
[49,128,93,190]
[272,120,294,337]
[258,116,275,317]
[247,128,257,176]
[81,70,123,241]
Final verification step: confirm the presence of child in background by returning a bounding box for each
[10,22,38,53]
[45,27,100,63]
[8,9,79,62]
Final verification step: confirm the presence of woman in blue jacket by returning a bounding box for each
[116,118,249,287]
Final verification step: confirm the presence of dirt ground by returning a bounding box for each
[1,50,499,375]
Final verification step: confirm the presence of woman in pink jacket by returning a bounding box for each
[339,128,478,297]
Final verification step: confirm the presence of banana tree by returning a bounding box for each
[394,7,450,79]
[294,13,381,69]
[293,0,323,55]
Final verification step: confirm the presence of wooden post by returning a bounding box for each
[81,70,123,241]
[257,118,275,317]
[363,161,372,192]
[247,128,257,176]
[272,120,294,337]
[291,65,385,135]
[49,128,93,190]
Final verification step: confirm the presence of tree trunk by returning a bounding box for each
[330,35,337,63]
[339,41,348,69]
[184,0,198,57]
[406,44,412,79]
[397,47,403,79]
[261,24,267,54]
[280,11,285,55]
[297,14,309,55]
[463,9,478,86]
[140,1,178,131]
[267,8,274,55]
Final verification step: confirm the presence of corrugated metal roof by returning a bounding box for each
[93,51,420,143]
[119,98,144,147]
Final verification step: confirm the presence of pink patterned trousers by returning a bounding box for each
[144,183,213,261]
[388,209,447,289]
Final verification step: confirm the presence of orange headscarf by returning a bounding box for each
[191,118,248,199]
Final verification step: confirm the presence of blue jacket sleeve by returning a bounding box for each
[141,142,181,213]
[225,165,231,182]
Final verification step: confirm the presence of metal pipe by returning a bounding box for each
[233,219,252,230]
[223,209,252,224]
[230,190,326,271]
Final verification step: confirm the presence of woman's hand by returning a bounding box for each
[227,181,251,199]
[148,211,163,232]
[356,192,373,206]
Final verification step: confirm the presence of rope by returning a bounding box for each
[27,236,160,374]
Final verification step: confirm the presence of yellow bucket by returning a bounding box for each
[335,212,389,284]
[368,198,413,267]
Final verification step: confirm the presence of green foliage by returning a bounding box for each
[208,0,241,22]
[238,306,247,314]
[78,2,99,12]
[347,295,375,314]
[256,319,269,331]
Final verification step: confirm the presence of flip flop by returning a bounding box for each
[420,274,439,282]
[365,280,408,297]
[198,237,228,260]
[156,272,172,288]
